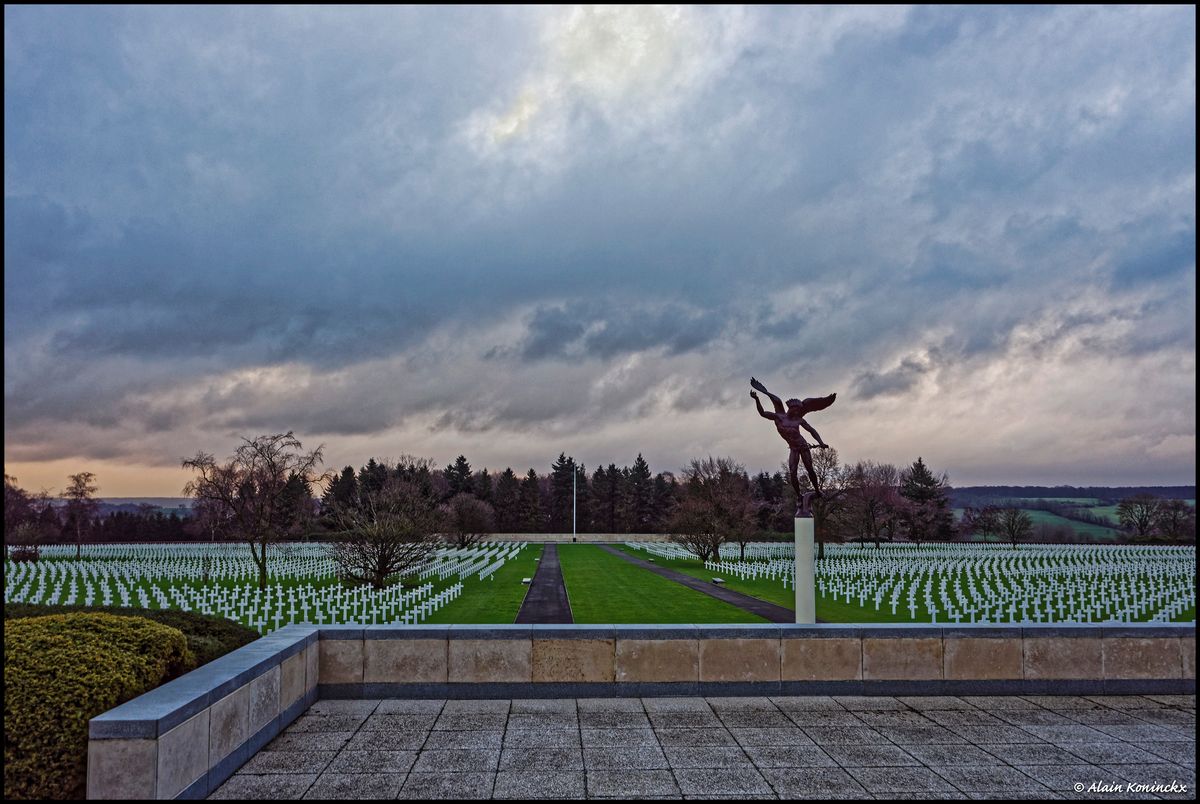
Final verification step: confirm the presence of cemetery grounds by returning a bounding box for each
[3,540,1194,632]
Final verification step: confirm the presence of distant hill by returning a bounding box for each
[49,497,194,517]
[951,486,1194,506]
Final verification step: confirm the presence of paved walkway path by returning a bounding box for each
[596,544,800,624]
[515,543,573,624]
[209,693,1197,799]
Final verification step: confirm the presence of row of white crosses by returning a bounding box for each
[626,541,1195,624]
[4,540,525,633]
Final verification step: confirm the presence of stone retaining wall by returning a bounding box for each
[87,622,1194,799]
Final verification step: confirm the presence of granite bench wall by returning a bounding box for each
[87,625,318,800]
[87,622,1194,799]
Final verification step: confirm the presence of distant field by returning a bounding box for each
[953,507,1121,540]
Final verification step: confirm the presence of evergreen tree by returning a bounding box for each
[572,462,590,534]
[321,466,359,514]
[358,458,388,495]
[519,469,543,533]
[627,454,654,533]
[493,468,520,532]
[549,453,575,532]
[651,472,678,532]
[898,457,954,543]
[474,469,493,504]
[444,455,474,499]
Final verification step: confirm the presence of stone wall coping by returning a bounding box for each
[89,625,315,739]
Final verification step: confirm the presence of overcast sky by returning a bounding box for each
[4,5,1196,496]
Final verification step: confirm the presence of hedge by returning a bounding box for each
[4,613,193,800]
[4,604,259,667]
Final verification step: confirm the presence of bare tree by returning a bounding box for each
[668,457,756,562]
[329,476,442,589]
[844,461,900,548]
[960,505,1002,543]
[998,507,1033,549]
[61,471,100,558]
[1117,494,1161,541]
[182,432,327,591]
[793,447,849,560]
[1153,499,1196,544]
[441,493,494,549]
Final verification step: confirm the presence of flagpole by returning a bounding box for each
[572,462,577,540]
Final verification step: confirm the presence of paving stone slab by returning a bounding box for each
[977,743,1083,765]
[1062,742,1164,765]
[759,766,868,797]
[717,711,796,728]
[586,769,681,797]
[493,770,585,799]
[1126,708,1196,725]
[650,712,725,729]
[894,696,977,711]
[1088,724,1185,742]
[286,713,368,733]
[362,713,438,731]
[642,697,715,712]
[265,731,354,752]
[581,727,660,748]
[744,745,839,768]
[728,727,814,746]
[306,700,380,716]
[434,713,509,731]
[932,764,1050,792]
[399,771,495,799]
[503,728,582,749]
[821,743,921,767]
[948,724,1048,744]
[411,748,501,773]
[994,709,1076,726]
[506,712,578,731]
[924,709,1006,727]
[1138,741,1199,767]
[344,729,428,751]
[442,699,510,714]
[832,696,908,711]
[844,765,959,793]
[959,696,1041,710]
[800,725,886,744]
[577,697,645,712]
[579,711,651,728]
[900,743,999,766]
[239,750,337,774]
[768,696,844,711]
[375,699,445,714]
[510,698,576,713]
[663,746,753,768]
[655,728,739,748]
[325,749,417,774]
[706,697,781,711]
[301,773,404,799]
[853,710,935,728]
[209,772,317,799]
[1062,709,1146,726]
[583,745,670,769]
[497,747,583,772]
[422,729,504,750]
[673,767,774,796]
[1013,763,1106,791]
[875,725,968,744]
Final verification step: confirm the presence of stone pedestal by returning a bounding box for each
[795,516,815,624]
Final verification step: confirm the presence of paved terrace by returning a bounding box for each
[209,693,1196,799]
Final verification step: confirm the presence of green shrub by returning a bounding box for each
[4,613,193,800]
[4,604,259,667]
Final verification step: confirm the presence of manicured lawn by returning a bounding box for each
[419,544,544,624]
[557,544,768,624]
[616,544,931,623]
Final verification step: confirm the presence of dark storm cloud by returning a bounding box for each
[3,5,1194,486]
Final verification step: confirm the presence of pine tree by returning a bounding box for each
[628,454,653,533]
[321,466,359,514]
[519,469,543,533]
[549,453,575,532]
[474,469,493,504]
[358,459,388,495]
[494,468,520,532]
[898,457,954,544]
[444,455,474,499]
[651,472,677,532]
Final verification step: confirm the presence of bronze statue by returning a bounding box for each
[750,377,835,517]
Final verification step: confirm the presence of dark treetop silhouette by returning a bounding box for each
[750,377,836,517]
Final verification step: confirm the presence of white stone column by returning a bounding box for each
[795,516,816,624]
